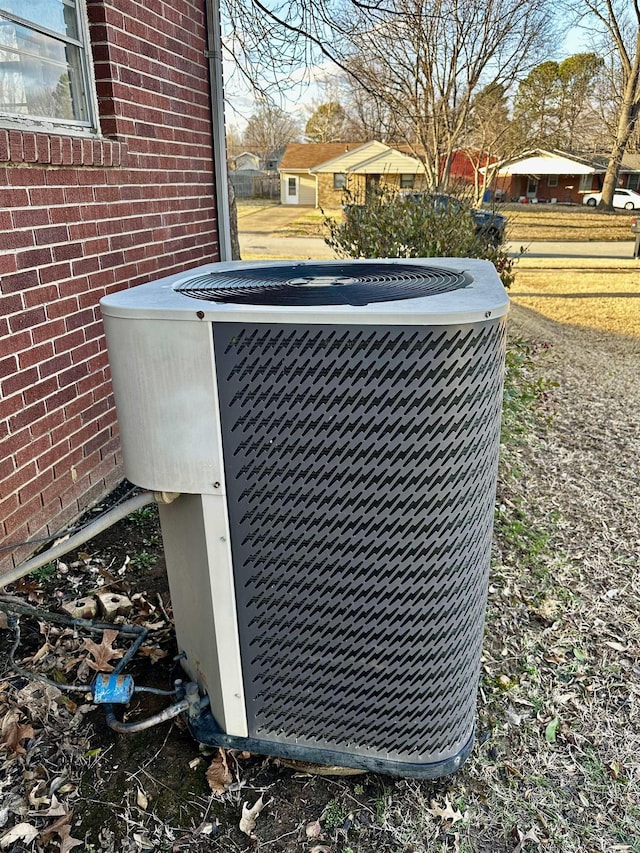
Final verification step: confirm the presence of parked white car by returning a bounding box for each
[583,188,640,210]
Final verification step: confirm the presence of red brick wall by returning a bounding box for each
[0,0,219,575]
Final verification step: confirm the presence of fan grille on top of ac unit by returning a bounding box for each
[174,262,471,306]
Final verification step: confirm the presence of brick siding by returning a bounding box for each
[0,0,220,575]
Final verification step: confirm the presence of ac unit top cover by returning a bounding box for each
[100,258,508,325]
[99,258,508,494]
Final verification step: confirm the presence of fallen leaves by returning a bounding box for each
[0,822,39,849]
[205,748,233,794]
[0,710,35,757]
[40,810,83,853]
[512,825,541,853]
[82,628,124,672]
[426,795,464,826]
[239,794,267,839]
[305,819,322,839]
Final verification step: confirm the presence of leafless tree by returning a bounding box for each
[222,0,554,190]
[242,104,301,161]
[461,84,517,205]
[567,0,640,207]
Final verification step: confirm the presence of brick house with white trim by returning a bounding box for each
[490,149,640,203]
[0,0,227,575]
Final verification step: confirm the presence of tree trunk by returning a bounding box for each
[599,58,640,209]
[227,177,241,260]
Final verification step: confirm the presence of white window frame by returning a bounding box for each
[547,175,558,187]
[400,174,415,189]
[0,1,99,136]
[333,172,347,190]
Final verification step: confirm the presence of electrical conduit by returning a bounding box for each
[0,491,179,590]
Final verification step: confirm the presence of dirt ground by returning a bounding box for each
[1,282,639,852]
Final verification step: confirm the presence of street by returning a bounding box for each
[238,230,637,261]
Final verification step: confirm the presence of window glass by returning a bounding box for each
[400,174,414,189]
[0,17,86,120]
[579,174,592,191]
[0,1,78,40]
[547,175,558,187]
[0,1,94,131]
[333,173,347,190]
[288,177,297,195]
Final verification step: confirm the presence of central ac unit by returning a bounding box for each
[100,258,508,778]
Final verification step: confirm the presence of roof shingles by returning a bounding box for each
[278,142,364,171]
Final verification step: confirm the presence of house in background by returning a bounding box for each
[490,149,640,203]
[279,142,497,207]
[230,152,261,171]
[279,142,430,207]
[0,0,227,576]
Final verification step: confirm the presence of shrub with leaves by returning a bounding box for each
[324,185,514,288]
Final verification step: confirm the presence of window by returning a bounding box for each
[579,175,592,192]
[628,174,640,192]
[0,1,96,132]
[333,173,347,190]
[287,177,297,196]
[400,174,415,189]
[547,175,558,187]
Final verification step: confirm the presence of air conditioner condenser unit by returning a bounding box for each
[100,258,509,778]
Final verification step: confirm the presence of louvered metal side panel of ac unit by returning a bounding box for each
[213,319,507,766]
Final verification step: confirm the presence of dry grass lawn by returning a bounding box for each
[274,204,637,242]
[505,206,635,242]
[511,261,640,338]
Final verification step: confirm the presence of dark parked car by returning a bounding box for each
[404,193,507,246]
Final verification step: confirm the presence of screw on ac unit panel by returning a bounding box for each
[485,311,492,318]
[197,310,205,319]
[213,482,220,488]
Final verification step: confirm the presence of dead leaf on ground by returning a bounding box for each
[138,645,168,663]
[39,810,83,853]
[29,793,67,818]
[206,748,233,793]
[513,826,542,852]
[82,629,124,672]
[132,831,155,850]
[305,819,322,839]
[0,710,36,757]
[239,794,267,838]
[1,822,39,848]
[426,795,464,825]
